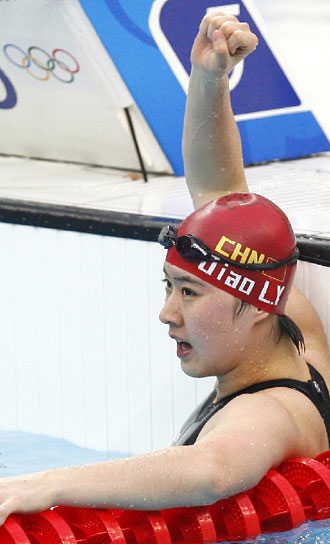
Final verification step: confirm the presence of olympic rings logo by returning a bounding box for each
[3,44,80,83]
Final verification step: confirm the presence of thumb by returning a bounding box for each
[212,29,230,71]
[212,29,228,54]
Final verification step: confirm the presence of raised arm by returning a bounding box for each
[183,13,258,208]
[183,15,330,353]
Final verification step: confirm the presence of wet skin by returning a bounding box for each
[159,262,256,383]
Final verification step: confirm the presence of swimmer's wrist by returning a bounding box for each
[41,466,75,507]
[190,68,230,102]
[45,465,101,508]
[191,65,229,85]
[189,66,230,99]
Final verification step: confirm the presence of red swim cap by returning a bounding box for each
[165,194,297,314]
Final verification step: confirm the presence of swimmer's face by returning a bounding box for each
[159,262,254,378]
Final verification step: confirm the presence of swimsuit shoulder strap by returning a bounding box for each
[236,363,330,446]
[173,364,330,447]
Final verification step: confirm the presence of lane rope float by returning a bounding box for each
[2,450,330,543]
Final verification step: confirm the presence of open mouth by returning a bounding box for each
[177,341,193,359]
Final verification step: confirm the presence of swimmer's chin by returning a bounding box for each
[180,361,205,379]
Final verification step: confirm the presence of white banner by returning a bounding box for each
[0,0,171,172]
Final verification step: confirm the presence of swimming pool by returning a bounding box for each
[1,430,330,543]
[253,521,330,543]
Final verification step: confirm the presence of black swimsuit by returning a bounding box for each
[172,363,330,447]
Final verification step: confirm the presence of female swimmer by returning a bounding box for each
[0,11,329,524]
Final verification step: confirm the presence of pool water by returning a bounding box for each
[0,430,130,477]
[221,519,330,543]
[1,431,330,543]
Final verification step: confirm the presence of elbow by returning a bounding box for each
[189,441,260,505]
[205,457,233,503]
[187,444,233,505]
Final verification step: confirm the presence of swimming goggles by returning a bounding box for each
[158,225,299,271]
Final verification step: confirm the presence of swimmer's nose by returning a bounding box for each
[159,293,184,327]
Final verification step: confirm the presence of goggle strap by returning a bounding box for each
[158,226,299,271]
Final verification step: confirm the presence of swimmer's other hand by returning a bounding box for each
[0,471,55,525]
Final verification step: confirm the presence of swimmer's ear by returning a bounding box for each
[252,308,270,325]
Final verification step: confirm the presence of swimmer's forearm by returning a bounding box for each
[183,67,248,208]
[48,445,226,510]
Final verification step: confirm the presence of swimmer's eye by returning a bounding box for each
[161,279,196,297]
[162,278,172,291]
[182,287,195,297]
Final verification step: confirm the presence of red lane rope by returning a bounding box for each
[3,451,330,543]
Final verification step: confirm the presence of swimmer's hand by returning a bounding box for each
[191,12,258,77]
[0,470,55,525]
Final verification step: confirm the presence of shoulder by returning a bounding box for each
[198,385,327,460]
[190,385,329,497]
[192,391,303,493]
[201,389,296,430]
[197,391,300,460]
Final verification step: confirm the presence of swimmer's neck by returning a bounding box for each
[213,320,308,402]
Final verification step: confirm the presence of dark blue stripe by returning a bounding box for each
[103,0,155,47]
[0,67,17,109]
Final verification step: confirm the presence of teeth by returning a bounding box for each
[181,342,191,351]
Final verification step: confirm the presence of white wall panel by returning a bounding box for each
[103,236,130,453]
[0,225,16,429]
[58,231,85,448]
[13,226,39,433]
[36,228,62,437]
[0,222,328,456]
[80,234,108,451]
[125,239,153,454]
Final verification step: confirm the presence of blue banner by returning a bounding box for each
[79,0,330,175]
